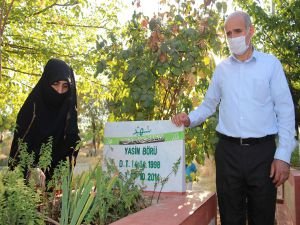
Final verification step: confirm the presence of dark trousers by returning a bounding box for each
[215,138,277,225]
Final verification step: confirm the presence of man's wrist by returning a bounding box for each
[184,117,191,127]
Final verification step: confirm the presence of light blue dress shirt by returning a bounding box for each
[188,50,297,163]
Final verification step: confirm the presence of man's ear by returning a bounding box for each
[249,24,255,37]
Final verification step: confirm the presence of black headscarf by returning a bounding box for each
[9,58,80,178]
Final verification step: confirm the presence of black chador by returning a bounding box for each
[9,58,80,180]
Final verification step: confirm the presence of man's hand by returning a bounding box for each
[270,159,290,187]
[171,112,190,127]
[29,168,46,189]
[36,168,46,189]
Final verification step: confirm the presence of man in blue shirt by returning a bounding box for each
[172,11,296,225]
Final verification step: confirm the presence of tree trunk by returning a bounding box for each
[0,0,16,80]
[90,115,97,157]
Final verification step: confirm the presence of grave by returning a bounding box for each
[104,120,217,225]
[283,168,300,225]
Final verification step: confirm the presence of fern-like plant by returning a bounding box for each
[2,138,149,225]
[0,168,44,225]
[38,136,53,173]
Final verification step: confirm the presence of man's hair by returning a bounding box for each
[225,11,252,30]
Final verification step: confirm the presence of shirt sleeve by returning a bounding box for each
[188,70,221,128]
[270,58,297,163]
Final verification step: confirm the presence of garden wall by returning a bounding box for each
[283,168,300,225]
[110,191,217,225]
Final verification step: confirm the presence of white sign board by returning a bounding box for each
[103,120,185,192]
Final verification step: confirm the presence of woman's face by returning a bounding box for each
[51,80,69,94]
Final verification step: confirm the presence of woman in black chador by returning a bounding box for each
[9,58,80,183]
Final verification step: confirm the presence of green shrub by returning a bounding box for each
[83,161,147,225]
[0,168,44,225]
[291,147,300,168]
[44,159,148,225]
[1,138,149,225]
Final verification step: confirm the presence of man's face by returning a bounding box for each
[224,15,253,45]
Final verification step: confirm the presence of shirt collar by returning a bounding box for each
[230,49,258,63]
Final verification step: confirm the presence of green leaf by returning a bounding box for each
[96,60,107,75]
[171,67,182,76]
[216,2,222,12]
[70,180,94,225]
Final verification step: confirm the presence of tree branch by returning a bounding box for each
[262,31,297,69]
[2,73,34,88]
[0,0,15,81]
[32,3,56,16]
[160,84,171,117]
[1,73,11,79]
[0,0,15,37]
[0,0,5,31]
[32,1,79,16]
[2,66,40,76]
[4,49,40,56]
[43,216,60,225]
[45,21,109,29]
[7,43,39,51]
[5,18,112,31]
[3,43,85,58]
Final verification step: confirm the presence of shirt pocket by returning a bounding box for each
[252,78,271,104]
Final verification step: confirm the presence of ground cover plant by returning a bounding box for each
[0,139,148,225]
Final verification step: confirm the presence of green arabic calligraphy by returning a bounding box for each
[133,126,151,136]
